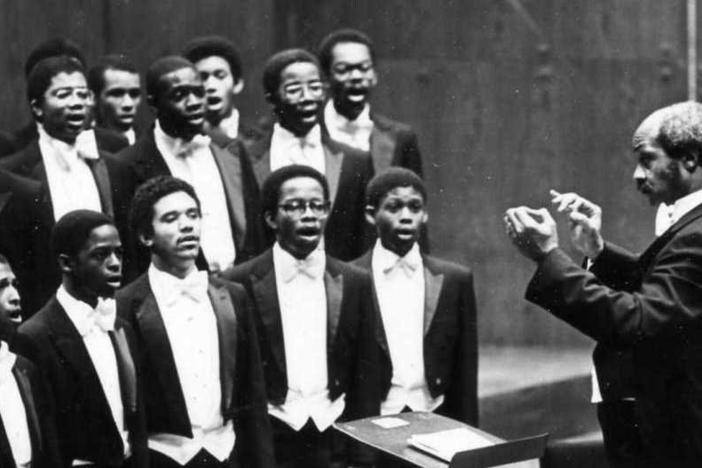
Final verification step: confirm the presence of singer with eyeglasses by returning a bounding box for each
[223,165,380,468]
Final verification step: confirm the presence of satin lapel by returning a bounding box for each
[323,143,342,204]
[423,264,444,336]
[48,303,103,393]
[246,132,272,188]
[639,203,702,270]
[87,157,114,218]
[208,281,238,413]
[252,265,285,373]
[30,161,56,221]
[211,144,247,242]
[134,291,182,406]
[13,365,43,452]
[110,326,137,414]
[360,251,389,356]
[325,266,343,350]
[369,125,396,174]
[134,134,170,180]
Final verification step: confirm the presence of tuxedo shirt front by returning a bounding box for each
[215,109,240,140]
[0,343,32,468]
[38,125,102,221]
[269,123,326,175]
[268,243,345,431]
[323,101,373,152]
[147,265,235,464]
[371,242,443,415]
[154,122,236,272]
[57,286,130,462]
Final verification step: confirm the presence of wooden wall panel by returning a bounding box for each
[0,0,691,345]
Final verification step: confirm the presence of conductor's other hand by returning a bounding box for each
[550,189,604,259]
[504,206,559,261]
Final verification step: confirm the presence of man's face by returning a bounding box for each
[632,129,687,206]
[154,67,206,138]
[367,186,427,255]
[272,61,325,135]
[33,71,90,144]
[97,68,142,132]
[194,56,242,123]
[266,176,329,259]
[68,224,123,299]
[328,42,377,112]
[143,191,202,267]
[0,263,21,325]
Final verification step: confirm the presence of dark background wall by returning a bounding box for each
[0,0,690,346]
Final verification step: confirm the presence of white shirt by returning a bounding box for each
[123,128,136,146]
[268,243,345,431]
[38,125,102,221]
[56,286,130,462]
[147,265,235,464]
[324,100,374,152]
[0,342,32,468]
[154,122,237,272]
[216,109,240,139]
[371,241,443,415]
[269,123,326,175]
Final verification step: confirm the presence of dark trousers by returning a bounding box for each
[271,417,343,468]
[597,401,643,467]
[149,449,234,468]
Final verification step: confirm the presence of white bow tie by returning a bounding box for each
[163,270,209,306]
[383,256,419,278]
[174,134,212,159]
[81,297,116,336]
[282,255,325,283]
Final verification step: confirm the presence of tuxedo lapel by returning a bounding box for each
[369,123,396,174]
[246,131,272,187]
[110,326,137,414]
[133,133,170,181]
[13,364,42,455]
[358,251,389,355]
[640,203,702,271]
[134,288,185,412]
[251,254,285,373]
[87,157,114,218]
[0,414,14,468]
[423,260,445,336]
[324,261,343,350]
[323,143,342,204]
[208,281,238,413]
[210,144,247,243]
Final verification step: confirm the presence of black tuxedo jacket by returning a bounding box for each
[0,354,62,468]
[526,203,702,462]
[352,251,478,425]
[17,298,147,468]
[223,249,380,420]
[368,113,423,177]
[237,125,375,261]
[0,141,136,316]
[118,128,265,271]
[116,274,274,468]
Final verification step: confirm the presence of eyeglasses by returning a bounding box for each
[280,81,325,100]
[331,61,374,77]
[278,199,330,216]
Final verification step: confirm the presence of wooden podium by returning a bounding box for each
[334,411,548,468]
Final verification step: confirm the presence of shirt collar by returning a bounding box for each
[0,341,15,383]
[273,242,326,283]
[148,263,209,305]
[123,128,136,145]
[324,100,372,130]
[670,189,702,225]
[372,239,422,275]
[154,120,211,159]
[272,122,322,148]
[56,285,100,336]
[217,108,240,139]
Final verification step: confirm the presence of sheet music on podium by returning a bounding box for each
[408,427,495,462]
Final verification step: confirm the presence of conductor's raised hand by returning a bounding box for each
[550,190,604,259]
[504,206,559,261]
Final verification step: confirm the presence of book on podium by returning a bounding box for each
[333,411,548,468]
